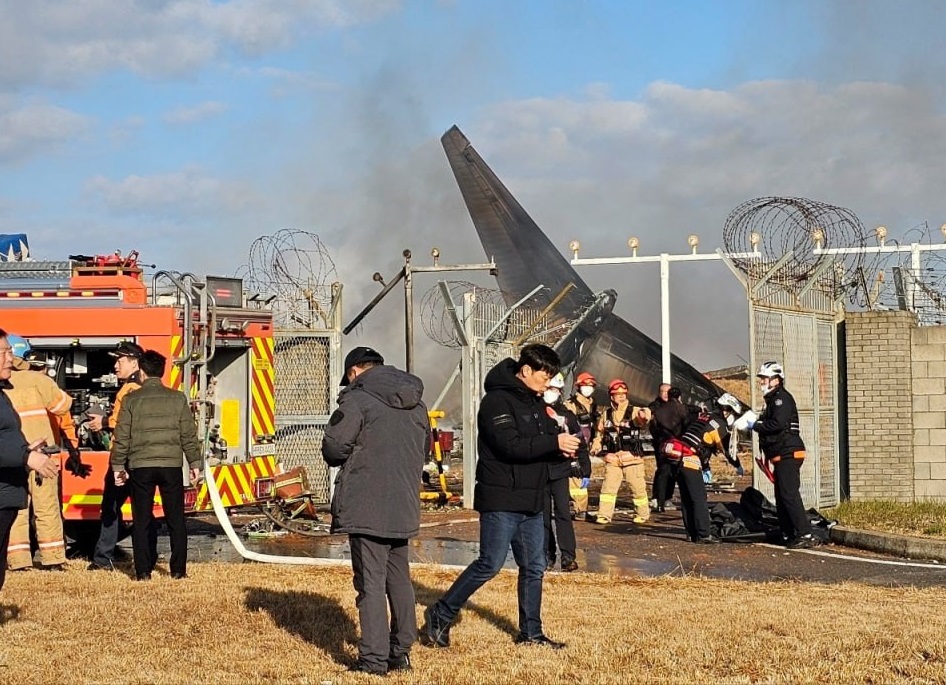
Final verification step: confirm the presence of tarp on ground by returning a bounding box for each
[708,487,836,542]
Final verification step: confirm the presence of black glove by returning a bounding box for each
[64,445,92,479]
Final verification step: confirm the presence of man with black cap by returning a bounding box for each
[87,340,155,571]
[322,346,429,675]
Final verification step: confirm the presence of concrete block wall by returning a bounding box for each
[911,326,946,499]
[845,311,915,501]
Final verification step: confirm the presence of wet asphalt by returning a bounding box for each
[128,504,946,589]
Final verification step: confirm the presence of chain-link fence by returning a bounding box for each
[273,330,340,504]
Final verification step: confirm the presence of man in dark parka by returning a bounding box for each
[322,346,430,675]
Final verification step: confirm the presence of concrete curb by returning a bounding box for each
[830,525,946,564]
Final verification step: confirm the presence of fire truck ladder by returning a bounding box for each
[152,271,217,442]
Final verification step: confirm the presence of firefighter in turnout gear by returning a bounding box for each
[3,335,74,570]
[563,371,598,519]
[749,361,817,550]
[590,379,650,524]
[661,408,729,543]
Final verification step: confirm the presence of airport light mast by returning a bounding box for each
[568,234,761,384]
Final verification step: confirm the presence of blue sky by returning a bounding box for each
[3,0,946,384]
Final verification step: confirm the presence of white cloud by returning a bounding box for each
[0,101,90,163]
[0,0,402,89]
[85,166,261,219]
[163,101,228,125]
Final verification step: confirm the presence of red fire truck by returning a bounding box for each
[0,246,280,529]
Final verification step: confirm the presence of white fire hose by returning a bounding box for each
[203,459,346,566]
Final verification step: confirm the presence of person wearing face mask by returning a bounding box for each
[563,372,598,520]
[543,373,589,572]
[590,379,651,525]
[746,361,817,550]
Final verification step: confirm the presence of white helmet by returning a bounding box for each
[549,373,566,389]
[716,393,742,414]
[756,361,784,380]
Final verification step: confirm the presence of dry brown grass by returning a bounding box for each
[825,499,946,539]
[1,561,944,684]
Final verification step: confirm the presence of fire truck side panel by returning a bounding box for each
[59,451,165,521]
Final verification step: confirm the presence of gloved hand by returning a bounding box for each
[64,445,92,479]
[733,410,758,431]
[702,469,713,485]
[735,465,745,477]
[579,477,590,489]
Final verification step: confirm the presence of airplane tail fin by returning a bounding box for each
[441,126,595,320]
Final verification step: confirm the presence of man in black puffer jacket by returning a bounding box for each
[322,347,429,676]
[421,344,580,651]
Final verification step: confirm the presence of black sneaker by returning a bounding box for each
[786,534,819,550]
[420,606,451,648]
[87,561,115,572]
[135,573,152,581]
[546,558,556,572]
[347,660,386,675]
[560,559,579,572]
[514,634,566,650]
[387,654,411,671]
[170,572,188,580]
[694,535,721,545]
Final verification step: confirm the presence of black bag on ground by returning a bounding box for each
[708,502,754,540]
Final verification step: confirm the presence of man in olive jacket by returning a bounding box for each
[322,346,429,675]
[110,350,201,581]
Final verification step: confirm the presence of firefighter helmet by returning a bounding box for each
[575,372,597,387]
[608,379,628,395]
[756,361,784,379]
[6,334,30,360]
[549,373,566,389]
[716,393,742,414]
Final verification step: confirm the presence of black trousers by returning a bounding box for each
[0,507,19,591]
[349,534,415,671]
[92,469,156,568]
[773,458,811,540]
[652,451,677,504]
[129,467,187,577]
[544,477,577,563]
[671,462,711,540]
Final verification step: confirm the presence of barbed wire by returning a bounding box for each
[420,281,567,348]
[237,230,338,329]
[722,197,871,301]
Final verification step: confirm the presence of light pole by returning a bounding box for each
[568,234,761,383]
[343,248,496,373]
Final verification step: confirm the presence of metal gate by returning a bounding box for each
[273,330,341,504]
[750,302,840,508]
[458,292,556,508]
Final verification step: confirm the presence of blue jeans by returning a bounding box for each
[434,510,546,638]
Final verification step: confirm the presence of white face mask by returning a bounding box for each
[760,378,777,396]
[543,389,561,405]
[726,413,735,427]
[579,385,594,398]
